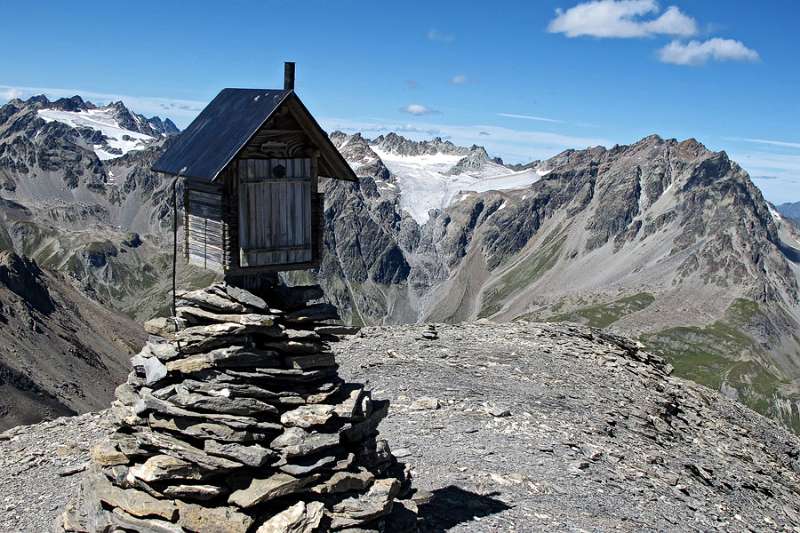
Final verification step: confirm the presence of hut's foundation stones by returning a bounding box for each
[58,283,417,532]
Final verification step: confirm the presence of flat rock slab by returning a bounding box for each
[176,500,254,533]
[204,440,275,467]
[177,306,276,327]
[270,427,341,458]
[280,404,336,429]
[88,468,178,521]
[127,454,204,482]
[255,501,324,533]
[227,472,311,508]
[163,483,226,501]
[166,346,280,375]
[176,289,248,314]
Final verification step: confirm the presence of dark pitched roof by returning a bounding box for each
[152,88,357,182]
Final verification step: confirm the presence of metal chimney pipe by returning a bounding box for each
[284,62,295,91]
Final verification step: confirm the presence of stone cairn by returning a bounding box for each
[60,283,418,533]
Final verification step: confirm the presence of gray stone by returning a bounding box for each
[181,378,305,405]
[218,284,269,311]
[487,407,511,417]
[148,414,269,443]
[204,440,275,467]
[131,353,168,385]
[255,501,325,533]
[168,386,279,416]
[281,404,336,429]
[176,289,248,313]
[176,306,276,327]
[176,500,254,533]
[172,323,253,354]
[270,427,341,458]
[163,484,226,501]
[114,383,140,406]
[127,454,204,482]
[410,397,440,410]
[86,468,178,521]
[333,385,369,421]
[166,346,280,375]
[90,440,128,467]
[227,472,311,508]
[225,366,336,383]
[144,341,181,362]
[134,428,243,471]
[328,478,400,529]
[262,340,327,355]
[137,390,281,431]
[279,453,337,476]
[144,316,181,337]
[311,467,375,495]
[109,508,184,533]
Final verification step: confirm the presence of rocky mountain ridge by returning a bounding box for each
[311,131,800,432]
[2,93,800,435]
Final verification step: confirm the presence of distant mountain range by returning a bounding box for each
[778,201,800,223]
[1,94,800,434]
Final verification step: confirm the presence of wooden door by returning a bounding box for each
[238,159,312,267]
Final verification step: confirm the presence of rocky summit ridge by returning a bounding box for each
[2,321,800,531]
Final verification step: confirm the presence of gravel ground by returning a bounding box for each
[2,321,800,532]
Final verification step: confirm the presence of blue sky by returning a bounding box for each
[1,0,798,203]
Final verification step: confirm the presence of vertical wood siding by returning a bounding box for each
[186,189,224,272]
[238,159,312,267]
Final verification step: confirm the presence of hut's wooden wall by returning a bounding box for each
[185,183,225,272]
[237,158,314,267]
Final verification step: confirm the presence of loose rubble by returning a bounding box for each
[57,283,416,532]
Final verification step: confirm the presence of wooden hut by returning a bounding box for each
[152,63,357,287]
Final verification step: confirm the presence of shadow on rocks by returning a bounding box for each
[416,486,511,532]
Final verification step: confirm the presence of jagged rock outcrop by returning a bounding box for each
[58,283,417,532]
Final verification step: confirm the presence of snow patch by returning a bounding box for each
[372,147,541,223]
[37,108,154,160]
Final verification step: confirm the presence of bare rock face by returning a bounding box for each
[56,282,414,532]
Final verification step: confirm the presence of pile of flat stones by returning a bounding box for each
[58,283,417,533]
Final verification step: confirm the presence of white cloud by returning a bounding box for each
[401,104,438,116]
[427,29,455,43]
[725,137,800,150]
[450,74,468,85]
[658,38,759,65]
[498,112,565,124]
[548,0,697,38]
[730,150,800,204]
[0,87,22,100]
[0,84,205,127]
